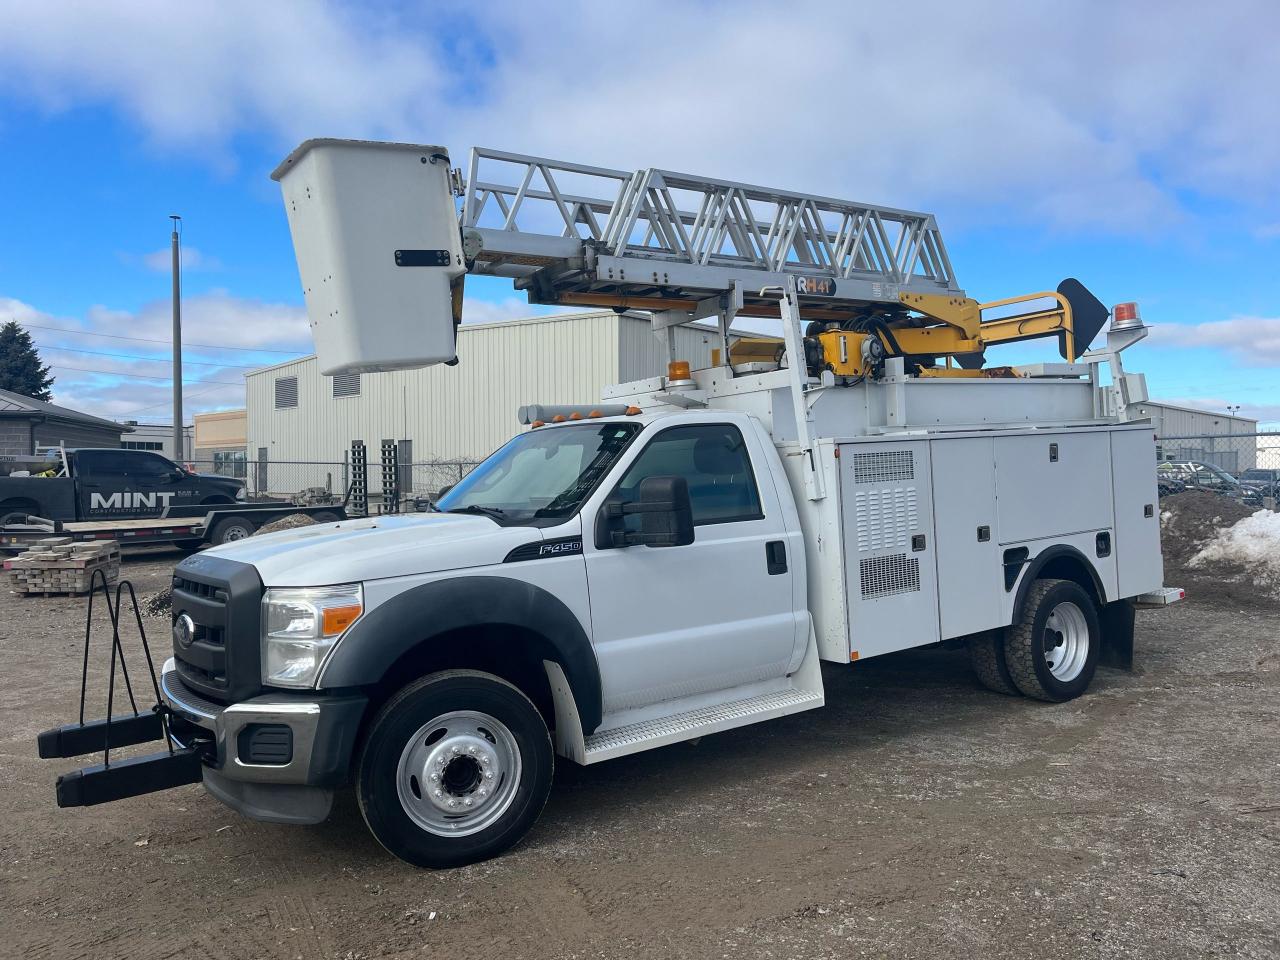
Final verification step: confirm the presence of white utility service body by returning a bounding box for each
[40,138,1181,869]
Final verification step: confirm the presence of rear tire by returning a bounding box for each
[210,516,255,545]
[968,630,1021,695]
[1003,578,1100,702]
[356,670,553,868]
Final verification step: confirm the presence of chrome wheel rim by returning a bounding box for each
[1043,601,1090,681]
[395,710,521,838]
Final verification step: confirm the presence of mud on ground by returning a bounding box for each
[1,533,1278,959]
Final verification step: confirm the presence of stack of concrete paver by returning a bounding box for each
[4,537,121,595]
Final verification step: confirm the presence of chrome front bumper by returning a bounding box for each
[160,658,324,785]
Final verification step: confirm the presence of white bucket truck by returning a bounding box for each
[40,140,1181,867]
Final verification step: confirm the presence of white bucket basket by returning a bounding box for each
[272,139,465,375]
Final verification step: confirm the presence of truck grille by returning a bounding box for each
[170,557,264,704]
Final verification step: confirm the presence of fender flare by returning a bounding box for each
[1009,543,1107,616]
[318,575,603,734]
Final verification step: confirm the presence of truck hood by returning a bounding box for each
[202,513,541,586]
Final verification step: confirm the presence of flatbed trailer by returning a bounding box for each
[0,502,348,552]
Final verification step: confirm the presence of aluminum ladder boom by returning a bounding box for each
[460,148,964,319]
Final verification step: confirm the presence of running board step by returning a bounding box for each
[582,688,824,764]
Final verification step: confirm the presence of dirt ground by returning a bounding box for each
[2,532,1279,960]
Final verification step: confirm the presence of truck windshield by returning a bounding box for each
[434,422,641,525]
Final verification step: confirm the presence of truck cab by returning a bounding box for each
[0,448,246,526]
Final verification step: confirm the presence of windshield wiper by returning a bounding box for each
[444,504,508,521]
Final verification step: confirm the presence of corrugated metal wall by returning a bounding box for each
[1132,402,1256,437]
[247,312,623,464]
[246,310,740,467]
[616,316,726,382]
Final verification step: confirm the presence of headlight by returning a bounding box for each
[261,584,363,688]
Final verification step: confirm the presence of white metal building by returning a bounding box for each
[246,311,732,491]
[1133,400,1259,472]
[116,421,194,460]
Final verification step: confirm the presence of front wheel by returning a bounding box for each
[356,670,553,868]
[1003,578,1100,702]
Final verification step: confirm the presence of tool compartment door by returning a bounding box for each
[930,436,1002,639]
[994,431,1113,543]
[839,440,938,658]
[1110,427,1164,598]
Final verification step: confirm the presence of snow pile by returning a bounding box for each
[1189,510,1280,593]
[1158,491,1255,570]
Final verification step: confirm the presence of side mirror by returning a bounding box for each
[594,475,695,549]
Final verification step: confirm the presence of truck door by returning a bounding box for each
[583,421,804,716]
[128,452,197,516]
[75,450,134,519]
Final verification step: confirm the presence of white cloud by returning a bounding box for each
[0,288,576,419]
[134,246,223,273]
[1149,316,1280,367]
[459,295,570,326]
[2,1,1278,230]
[0,293,311,420]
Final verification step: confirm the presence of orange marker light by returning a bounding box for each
[625,406,642,415]
[588,410,603,418]
[552,414,567,423]
[322,604,362,635]
[569,411,583,420]
[667,360,692,381]
[530,420,545,428]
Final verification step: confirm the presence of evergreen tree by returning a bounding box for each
[0,320,55,401]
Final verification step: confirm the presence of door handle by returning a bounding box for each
[765,540,787,575]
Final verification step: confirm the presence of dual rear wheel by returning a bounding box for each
[969,578,1101,702]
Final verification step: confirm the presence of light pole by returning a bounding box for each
[170,215,183,461]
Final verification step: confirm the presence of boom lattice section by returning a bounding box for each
[461,148,963,313]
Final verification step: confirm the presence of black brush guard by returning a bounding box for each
[36,569,206,806]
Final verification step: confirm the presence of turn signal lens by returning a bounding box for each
[321,604,363,635]
[667,360,692,381]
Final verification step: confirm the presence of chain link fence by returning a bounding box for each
[189,457,482,509]
[1156,432,1280,508]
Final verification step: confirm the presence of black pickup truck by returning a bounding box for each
[0,448,246,526]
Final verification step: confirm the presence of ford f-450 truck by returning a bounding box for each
[39,140,1182,868]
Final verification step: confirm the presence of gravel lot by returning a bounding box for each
[2,528,1278,960]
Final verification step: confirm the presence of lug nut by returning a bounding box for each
[429,773,439,783]
[433,789,443,798]
[464,798,473,807]
[482,756,491,765]
[468,745,477,755]
[478,788,488,797]
[451,745,461,755]
[485,771,494,780]
[447,799,456,807]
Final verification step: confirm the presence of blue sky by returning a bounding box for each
[1,0,1278,426]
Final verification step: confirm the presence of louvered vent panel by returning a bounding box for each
[853,487,919,552]
[852,449,914,483]
[859,554,921,599]
[274,376,298,409]
[332,372,361,398]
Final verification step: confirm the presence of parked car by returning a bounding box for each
[1239,467,1280,500]
[1157,460,1264,506]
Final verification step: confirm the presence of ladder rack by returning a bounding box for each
[461,148,963,317]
